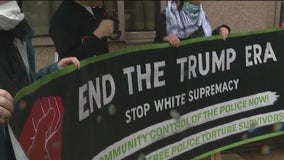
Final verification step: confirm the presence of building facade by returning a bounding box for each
[21,1,283,69]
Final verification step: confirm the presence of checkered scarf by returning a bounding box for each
[165,1,212,39]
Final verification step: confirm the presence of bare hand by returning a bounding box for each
[57,57,80,70]
[0,89,14,123]
[163,34,180,48]
[219,27,229,40]
[93,19,114,39]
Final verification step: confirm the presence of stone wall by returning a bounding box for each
[201,1,281,33]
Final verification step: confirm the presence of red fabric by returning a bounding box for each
[19,96,64,160]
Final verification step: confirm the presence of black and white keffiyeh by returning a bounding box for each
[165,1,212,39]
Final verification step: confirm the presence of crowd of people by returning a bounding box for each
[0,0,234,159]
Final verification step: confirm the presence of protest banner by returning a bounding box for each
[9,28,284,160]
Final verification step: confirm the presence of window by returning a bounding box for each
[23,1,62,36]
[124,1,159,31]
[23,1,161,42]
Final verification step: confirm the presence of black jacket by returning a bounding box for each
[0,19,59,160]
[0,20,32,96]
[0,19,33,160]
[49,1,109,61]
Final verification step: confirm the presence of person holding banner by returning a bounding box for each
[0,1,80,159]
[49,0,114,61]
[154,0,231,48]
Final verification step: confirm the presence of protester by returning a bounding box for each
[49,0,114,61]
[154,0,231,48]
[0,1,80,159]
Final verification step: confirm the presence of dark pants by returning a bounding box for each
[0,124,16,160]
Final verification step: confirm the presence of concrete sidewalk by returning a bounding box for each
[202,135,284,160]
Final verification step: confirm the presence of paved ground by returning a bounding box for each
[202,148,284,160]
[235,135,284,160]
[202,135,284,160]
[239,148,284,160]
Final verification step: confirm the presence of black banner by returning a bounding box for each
[9,28,284,160]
